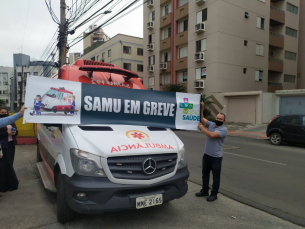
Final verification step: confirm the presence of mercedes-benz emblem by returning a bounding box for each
[142,158,157,175]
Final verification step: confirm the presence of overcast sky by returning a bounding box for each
[0,0,143,67]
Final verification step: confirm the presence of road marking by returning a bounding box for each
[224,152,287,166]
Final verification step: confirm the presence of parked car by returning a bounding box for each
[266,114,305,145]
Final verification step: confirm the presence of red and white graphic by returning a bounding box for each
[126,130,150,142]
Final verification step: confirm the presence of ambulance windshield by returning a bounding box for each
[46,90,63,100]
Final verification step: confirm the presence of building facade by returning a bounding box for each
[143,0,301,95]
[69,52,82,64]
[297,0,305,89]
[0,66,14,107]
[81,34,144,80]
[83,25,110,52]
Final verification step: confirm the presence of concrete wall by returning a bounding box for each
[262,92,277,123]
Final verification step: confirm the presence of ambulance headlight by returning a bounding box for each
[177,146,188,169]
[70,149,107,177]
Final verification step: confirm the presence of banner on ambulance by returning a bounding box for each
[23,76,201,130]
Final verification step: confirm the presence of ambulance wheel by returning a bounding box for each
[36,142,42,162]
[57,173,74,223]
[64,108,70,115]
[52,107,57,113]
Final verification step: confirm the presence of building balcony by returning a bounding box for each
[175,3,188,21]
[160,13,172,28]
[175,30,188,47]
[175,57,187,71]
[269,31,284,49]
[268,82,283,92]
[160,0,168,5]
[160,37,171,51]
[270,6,285,26]
[271,0,283,2]
[268,58,283,72]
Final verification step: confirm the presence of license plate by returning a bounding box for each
[136,194,163,209]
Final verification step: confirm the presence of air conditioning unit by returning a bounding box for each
[194,52,205,62]
[148,65,154,72]
[194,80,204,89]
[147,44,154,51]
[147,0,154,8]
[196,0,206,5]
[195,22,205,34]
[160,62,167,70]
[147,21,154,29]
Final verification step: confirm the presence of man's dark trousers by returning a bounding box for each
[202,154,223,195]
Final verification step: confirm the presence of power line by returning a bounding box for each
[21,0,31,52]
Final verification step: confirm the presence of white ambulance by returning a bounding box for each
[36,60,189,223]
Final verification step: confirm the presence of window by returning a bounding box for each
[164,51,171,62]
[149,76,155,86]
[149,11,155,21]
[108,49,111,57]
[196,39,207,52]
[178,46,188,58]
[196,8,207,24]
[257,17,265,29]
[297,73,301,78]
[244,40,248,46]
[285,51,297,61]
[178,19,188,33]
[255,70,263,81]
[123,63,131,71]
[162,27,171,39]
[137,48,143,56]
[287,3,298,15]
[284,74,296,83]
[303,116,305,126]
[164,4,171,15]
[196,67,206,80]
[283,116,299,125]
[178,71,187,82]
[91,57,95,61]
[243,68,247,74]
[245,12,249,18]
[286,27,298,38]
[137,64,143,72]
[123,46,131,54]
[97,55,99,61]
[102,52,105,62]
[164,75,170,85]
[33,72,38,76]
[148,33,155,44]
[256,44,264,56]
[178,0,188,7]
[17,72,22,77]
[149,55,155,65]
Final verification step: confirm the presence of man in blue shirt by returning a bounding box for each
[0,107,27,128]
[196,101,228,202]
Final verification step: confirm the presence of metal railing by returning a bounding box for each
[269,31,284,38]
[269,58,283,63]
[270,5,285,14]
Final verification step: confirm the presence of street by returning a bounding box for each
[174,130,305,226]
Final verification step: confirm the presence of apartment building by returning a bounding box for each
[69,52,82,64]
[81,34,144,80]
[297,0,305,89]
[83,25,110,54]
[0,67,14,107]
[143,0,301,95]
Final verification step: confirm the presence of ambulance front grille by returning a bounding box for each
[107,154,177,180]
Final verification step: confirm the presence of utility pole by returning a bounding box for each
[59,0,67,67]
[19,66,24,109]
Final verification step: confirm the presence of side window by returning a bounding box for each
[282,116,300,125]
[302,116,305,126]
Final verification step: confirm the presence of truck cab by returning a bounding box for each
[36,60,189,223]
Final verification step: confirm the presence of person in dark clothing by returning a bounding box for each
[0,107,19,193]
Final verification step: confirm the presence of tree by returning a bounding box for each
[201,94,215,117]
[163,84,186,92]
[0,99,6,107]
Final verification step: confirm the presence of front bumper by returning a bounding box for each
[64,167,189,214]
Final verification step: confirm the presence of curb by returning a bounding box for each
[17,137,36,145]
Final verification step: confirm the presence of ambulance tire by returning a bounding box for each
[52,107,57,113]
[64,107,70,115]
[57,173,74,223]
[36,142,42,162]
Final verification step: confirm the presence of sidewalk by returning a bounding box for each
[0,145,301,229]
[226,122,269,140]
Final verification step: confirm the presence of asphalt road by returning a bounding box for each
[174,130,305,226]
